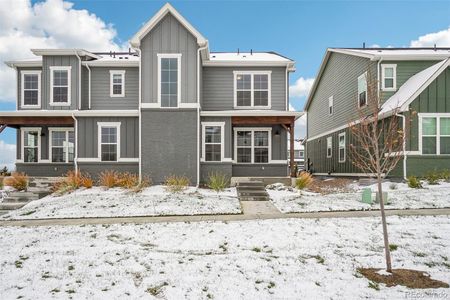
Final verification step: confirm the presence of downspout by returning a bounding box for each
[71,113,78,173]
[396,113,407,180]
[85,63,92,109]
[377,58,383,100]
[197,42,208,187]
[133,47,143,182]
[285,66,289,110]
[74,51,82,110]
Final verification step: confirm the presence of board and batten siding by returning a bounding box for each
[141,12,198,104]
[77,117,139,159]
[307,52,375,138]
[202,66,287,111]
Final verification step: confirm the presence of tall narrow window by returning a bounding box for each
[422,117,437,154]
[110,70,125,97]
[254,131,269,163]
[158,54,181,108]
[50,66,71,105]
[357,73,367,107]
[203,123,224,162]
[328,96,333,115]
[234,71,271,108]
[236,131,252,163]
[22,129,40,163]
[98,123,120,162]
[21,71,41,107]
[327,136,332,158]
[50,130,75,163]
[338,133,346,163]
[441,117,450,154]
[235,128,271,163]
[381,64,397,91]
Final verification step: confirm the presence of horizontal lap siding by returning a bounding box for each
[202,66,286,110]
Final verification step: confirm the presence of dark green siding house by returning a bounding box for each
[304,48,450,178]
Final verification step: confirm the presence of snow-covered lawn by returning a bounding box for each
[269,181,450,213]
[2,186,241,220]
[0,216,449,299]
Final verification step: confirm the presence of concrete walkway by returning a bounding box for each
[1,204,449,227]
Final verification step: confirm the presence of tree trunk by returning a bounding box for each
[377,175,392,272]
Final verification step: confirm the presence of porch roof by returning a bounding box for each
[200,110,304,120]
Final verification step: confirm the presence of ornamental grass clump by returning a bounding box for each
[4,172,28,191]
[295,172,313,190]
[98,170,120,188]
[116,172,140,189]
[407,176,422,189]
[424,171,440,185]
[207,172,230,192]
[51,170,93,195]
[165,175,190,193]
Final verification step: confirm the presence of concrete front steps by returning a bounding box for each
[236,181,270,201]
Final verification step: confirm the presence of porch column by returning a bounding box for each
[290,120,295,177]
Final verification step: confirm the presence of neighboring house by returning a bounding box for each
[0,3,302,184]
[304,47,450,178]
[287,139,305,170]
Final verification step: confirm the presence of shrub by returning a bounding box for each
[407,176,422,189]
[98,170,120,188]
[116,172,140,189]
[4,172,28,191]
[295,172,313,190]
[439,169,450,182]
[51,170,93,195]
[0,176,3,189]
[132,176,152,193]
[0,166,11,176]
[424,171,440,185]
[207,172,230,192]
[165,175,190,193]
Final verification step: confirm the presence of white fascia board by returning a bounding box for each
[372,54,450,61]
[329,48,375,59]
[129,3,207,47]
[5,60,42,68]
[200,110,304,118]
[74,110,139,117]
[82,61,139,67]
[31,49,100,59]
[203,61,293,67]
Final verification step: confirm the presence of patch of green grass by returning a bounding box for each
[146,282,168,296]
[255,280,263,284]
[267,281,276,289]
[389,244,398,251]
[424,261,438,268]
[313,255,325,264]
[65,289,76,294]
[368,281,380,291]
[50,288,60,293]
[15,261,23,268]
[20,210,36,216]
[315,282,321,286]
[252,247,261,253]
[68,265,74,271]
[206,293,213,299]
[41,272,51,279]
[413,251,427,257]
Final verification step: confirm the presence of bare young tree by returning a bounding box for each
[349,69,405,273]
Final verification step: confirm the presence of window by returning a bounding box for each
[21,128,40,163]
[381,64,397,91]
[110,70,125,97]
[21,71,41,107]
[420,115,450,155]
[358,73,367,107]
[50,129,74,163]
[299,150,304,159]
[338,133,346,163]
[327,136,332,158]
[50,66,71,105]
[328,95,333,115]
[234,71,271,108]
[202,122,224,162]
[235,128,271,163]
[98,122,121,162]
[158,54,181,107]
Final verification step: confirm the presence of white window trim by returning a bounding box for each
[21,70,41,108]
[21,127,42,163]
[328,95,333,115]
[418,113,450,155]
[338,132,346,163]
[110,70,126,97]
[327,136,332,158]
[201,122,225,162]
[49,128,75,163]
[381,64,397,91]
[49,66,71,106]
[157,53,182,108]
[233,71,272,109]
[97,122,121,161]
[233,127,272,164]
[357,72,367,108]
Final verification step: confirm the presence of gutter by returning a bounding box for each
[396,113,407,180]
[197,42,209,187]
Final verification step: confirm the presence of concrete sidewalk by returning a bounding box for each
[1,204,449,227]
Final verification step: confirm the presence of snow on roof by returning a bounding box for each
[209,52,292,62]
[95,54,139,61]
[380,59,450,114]
[332,48,450,60]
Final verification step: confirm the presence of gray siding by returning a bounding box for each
[17,67,43,110]
[16,163,73,177]
[202,66,287,110]
[78,162,138,179]
[77,117,139,159]
[141,13,198,104]
[307,52,375,138]
[200,162,232,184]
[42,55,80,110]
[141,109,198,184]
[232,164,288,177]
[88,67,139,110]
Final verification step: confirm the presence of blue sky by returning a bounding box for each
[1,0,450,153]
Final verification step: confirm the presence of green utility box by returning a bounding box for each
[362,188,372,204]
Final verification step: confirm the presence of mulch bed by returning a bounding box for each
[358,268,449,289]
[308,178,356,194]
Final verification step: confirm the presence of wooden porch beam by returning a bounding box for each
[232,116,295,125]
[0,116,74,126]
[289,119,295,178]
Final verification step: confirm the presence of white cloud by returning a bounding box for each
[289,77,315,98]
[289,104,306,139]
[410,27,450,47]
[0,0,125,102]
[0,140,16,171]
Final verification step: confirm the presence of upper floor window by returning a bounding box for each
[202,122,225,162]
[381,64,397,91]
[339,133,346,163]
[158,54,181,108]
[50,129,75,163]
[110,70,125,97]
[357,73,367,108]
[50,66,71,106]
[21,71,41,108]
[98,122,121,162]
[234,71,271,109]
[328,95,333,115]
[420,115,450,155]
[21,128,41,163]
